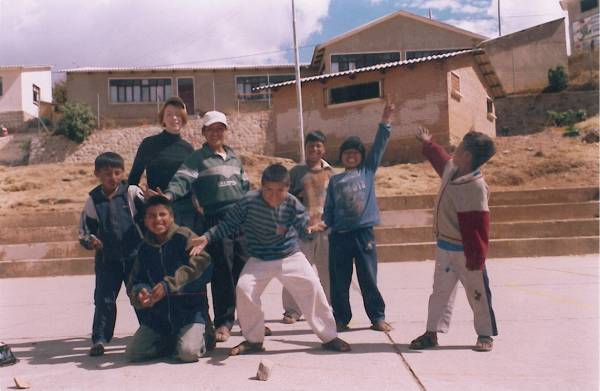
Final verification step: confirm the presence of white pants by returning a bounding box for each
[282,232,331,316]
[236,251,338,344]
[426,246,498,337]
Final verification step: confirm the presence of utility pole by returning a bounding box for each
[291,0,305,162]
[497,0,502,36]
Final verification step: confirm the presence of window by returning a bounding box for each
[33,84,40,105]
[328,81,381,105]
[236,74,295,101]
[0,77,3,96]
[451,72,460,93]
[581,0,598,12]
[406,48,470,60]
[486,97,496,121]
[108,78,172,103]
[331,52,400,72]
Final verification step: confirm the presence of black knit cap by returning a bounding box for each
[339,136,366,161]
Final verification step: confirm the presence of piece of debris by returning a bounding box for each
[582,129,599,144]
[534,150,545,157]
[526,147,534,151]
[502,150,510,154]
[14,377,31,389]
[256,358,274,381]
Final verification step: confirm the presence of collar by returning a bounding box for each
[144,223,180,247]
[201,143,235,159]
[300,159,332,170]
[449,163,482,184]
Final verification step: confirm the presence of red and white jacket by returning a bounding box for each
[423,140,491,270]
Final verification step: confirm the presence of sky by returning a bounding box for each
[0,0,567,74]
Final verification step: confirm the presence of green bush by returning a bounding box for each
[563,124,580,137]
[53,80,68,111]
[547,65,568,92]
[547,109,587,126]
[57,102,96,143]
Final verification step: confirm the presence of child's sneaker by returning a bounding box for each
[409,332,438,350]
[322,337,351,352]
[89,342,105,357]
[370,320,393,332]
[474,336,493,352]
[229,341,265,356]
[282,312,300,324]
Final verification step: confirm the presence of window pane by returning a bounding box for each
[581,0,598,12]
[0,77,3,96]
[331,52,400,72]
[110,85,118,102]
[329,81,380,105]
[236,75,268,101]
[150,86,157,102]
[133,85,141,102]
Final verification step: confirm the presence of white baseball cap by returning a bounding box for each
[203,111,228,128]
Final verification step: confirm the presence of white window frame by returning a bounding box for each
[107,77,174,105]
[33,84,40,105]
[486,96,497,121]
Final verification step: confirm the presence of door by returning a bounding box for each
[177,77,195,114]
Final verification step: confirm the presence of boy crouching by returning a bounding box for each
[126,196,212,362]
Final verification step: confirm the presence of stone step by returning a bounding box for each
[375,218,600,244]
[377,236,600,262]
[0,211,80,228]
[0,257,94,278]
[0,241,92,261]
[0,226,79,244]
[377,186,598,211]
[380,201,599,227]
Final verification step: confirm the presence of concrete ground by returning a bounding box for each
[0,255,598,391]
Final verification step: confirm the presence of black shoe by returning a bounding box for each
[89,342,105,357]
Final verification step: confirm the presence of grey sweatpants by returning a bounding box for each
[426,246,498,337]
[126,323,206,362]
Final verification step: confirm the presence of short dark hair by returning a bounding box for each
[261,164,290,186]
[94,152,124,171]
[462,131,496,170]
[158,96,188,127]
[305,130,326,145]
[144,195,173,216]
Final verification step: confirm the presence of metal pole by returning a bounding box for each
[497,0,502,36]
[291,0,305,162]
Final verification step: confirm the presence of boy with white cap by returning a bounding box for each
[163,111,252,343]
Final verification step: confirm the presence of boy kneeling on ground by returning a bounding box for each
[410,126,497,352]
[192,164,351,355]
[126,196,213,362]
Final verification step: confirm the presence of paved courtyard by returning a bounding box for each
[0,255,598,391]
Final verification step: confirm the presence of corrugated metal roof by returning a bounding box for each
[0,65,52,71]
[256,49,481,90]
[62,63,311,73]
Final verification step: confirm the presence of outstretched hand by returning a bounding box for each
[415,125,432,143]
[381,95,396,124]
[307,221,327,234]
[189,235,208,256]
[142,185,170,201]
[137,288,153,308]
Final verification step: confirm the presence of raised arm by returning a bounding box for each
[416,126,451,178]
[165,154,200,201]
[364,102,395,172]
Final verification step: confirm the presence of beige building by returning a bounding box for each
[64,64,314,126]
[0,65,52,128]
[560,0,599,53]
[260,50,504,163]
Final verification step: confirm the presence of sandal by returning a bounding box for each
[229,340,265,356]
[215,326,231,343]
[322,337,351,352]
[282,312,300,324]
[409,332,438,350]
[474,336,493,352]
[371,320,393,332]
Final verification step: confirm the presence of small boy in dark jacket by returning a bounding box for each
[79,152,145,356]
[323,103,395,333]
[126,196,212,362]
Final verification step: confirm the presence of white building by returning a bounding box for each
[0,65,52,128]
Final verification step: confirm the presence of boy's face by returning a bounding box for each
[341,149,362,169]
[202,122,226,150]
[95,166,124,193]
[453,142,473,171]
[261,181,289,208]
[305,140,325,165]
[144,204,174,238]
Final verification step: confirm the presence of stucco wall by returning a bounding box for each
[0,70,22,112]
[20,70,52,118]
[270,60,459,164]
[447,57,496,143]
[481,19,568,94]
[320,13,483,73]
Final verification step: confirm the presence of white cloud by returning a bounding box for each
[0,0,330,69]
[402,0,487,15]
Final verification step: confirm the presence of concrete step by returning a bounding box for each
[0,226,79,244]
[380,201,599,227]
[0,211,80,228]
[377,236,600,262]
[377,186,598,211]
[375,218,600,244]
[0,241,91,261]
[0,257,94,278]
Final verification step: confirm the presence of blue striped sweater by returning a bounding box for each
[204,190,312,260]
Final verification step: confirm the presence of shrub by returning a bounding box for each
[547,109,588,126]
[563,124,580,137]
[53,80,68,111]
[57,102,96,143]
[547,65,568,92]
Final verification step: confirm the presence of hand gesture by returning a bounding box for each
[307,221,327,234]
[189,235,208,256]
[381,95,396,124]
[150,282,167,304]
[416,126,432,143]
[90,236,103,250]
[142,184,170,201]
[137,288,153,308]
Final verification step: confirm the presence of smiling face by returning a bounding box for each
[305,140,325,167]
[144,204,174,241]
[95,166,124,194]
[341,149,362,170]
[162,104,184,134]
[261,181,289,208]
[202,122,227,151]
